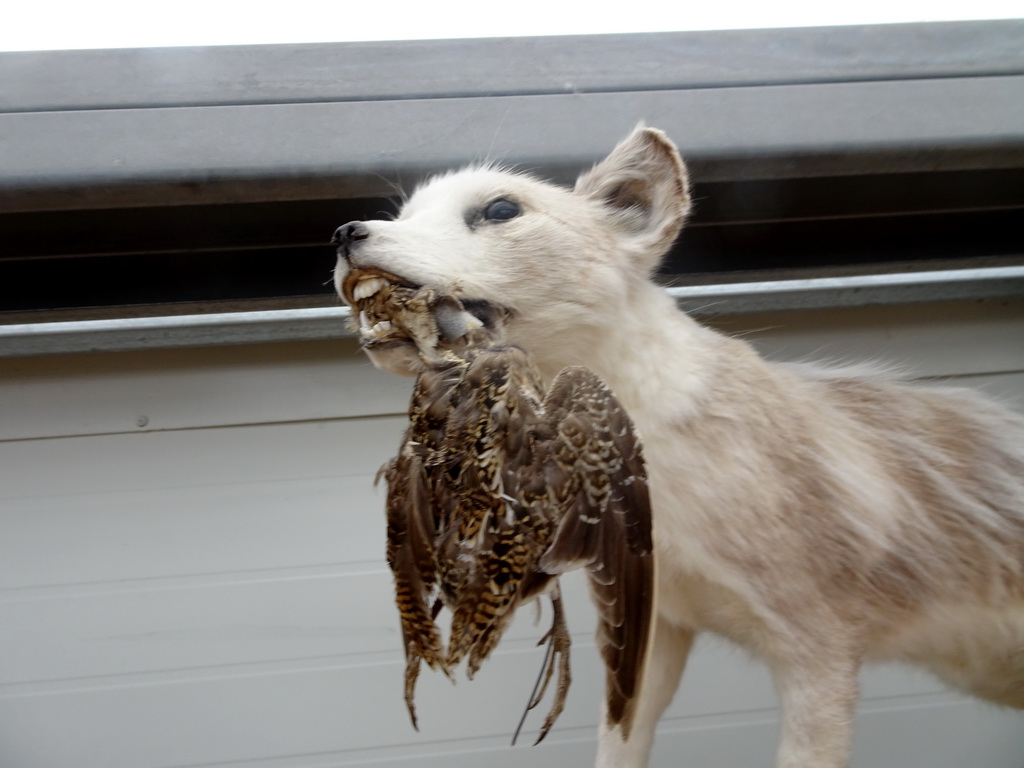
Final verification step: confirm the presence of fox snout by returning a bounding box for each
[331,220,370,255]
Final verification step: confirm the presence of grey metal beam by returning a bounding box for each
[2,75,1022,213]
[2,21,1022,113]
[670,265,1024,316]
[2,266,1020,358]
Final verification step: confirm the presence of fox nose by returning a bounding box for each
[331,220,370,249]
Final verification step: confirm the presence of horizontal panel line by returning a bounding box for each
[151,691,972,768]
[668,265,1024,316]
[687,202,1024,229]
[4,204,1021,264]
[1,266,1021,356]
[7,69,1024,116]
[0,561,388,601]
[655,690,966,733]
[0,454,381,497]
[156,692,607,768]
[0,653,397,699]
[916,369,1024,382]
[0,239,338,263]
[0,410,408,447]
[0,633,584,699]
[155,713,652,768]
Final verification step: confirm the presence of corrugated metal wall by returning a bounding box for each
[2,299,1021,768]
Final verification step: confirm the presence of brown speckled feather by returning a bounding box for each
[371,287,654,743]
[539,368,654,733]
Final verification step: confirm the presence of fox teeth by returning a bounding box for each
[353,277,387,301]
[358,311,394,339]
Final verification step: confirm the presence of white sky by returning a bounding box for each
[2,0,1022,52]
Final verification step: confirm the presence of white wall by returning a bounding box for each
[1,298,1022,768]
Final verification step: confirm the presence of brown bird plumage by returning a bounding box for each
[347,276,654,743]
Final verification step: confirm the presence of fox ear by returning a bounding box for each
[574,126,691,271]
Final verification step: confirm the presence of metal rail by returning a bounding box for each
[1,266,1020,358]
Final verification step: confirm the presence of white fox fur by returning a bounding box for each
[333,127,1024,767]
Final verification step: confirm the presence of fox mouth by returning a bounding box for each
[340,267,419,307]
[341,267,510,349]
[340,268,423,346]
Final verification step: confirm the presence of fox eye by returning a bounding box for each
[482,198,520,222]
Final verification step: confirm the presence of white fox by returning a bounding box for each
[333,126,1024,768]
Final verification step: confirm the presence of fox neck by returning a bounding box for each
[512,281,722,423]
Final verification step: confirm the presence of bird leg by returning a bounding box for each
[512,587,573,745]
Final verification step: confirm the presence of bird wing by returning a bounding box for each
[381,358,476,728]
[537,366,654,739]
[382,446,443,669]
[383,356,475,672]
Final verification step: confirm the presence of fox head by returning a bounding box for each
[333,126,691,376]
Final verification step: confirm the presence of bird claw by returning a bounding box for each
[512,592,573,745]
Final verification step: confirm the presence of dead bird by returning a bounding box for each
[341,275,655,743]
